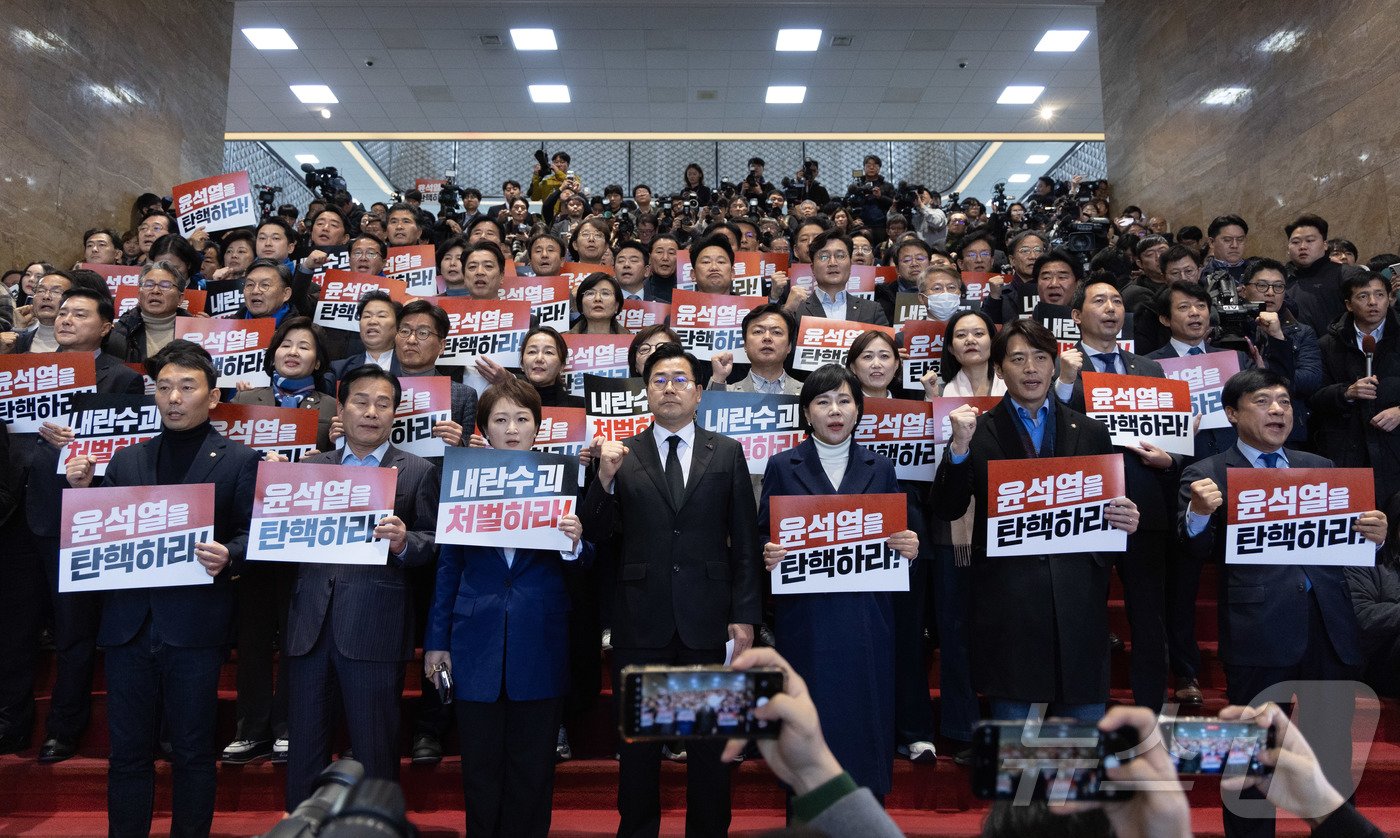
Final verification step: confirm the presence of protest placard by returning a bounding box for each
[209,402,320,461]
[987,454,1127,557]
[563,333,632,396]
[176,316,273,387]
[770,493,908,594]
[1225,467,1376,566]
[699,390,803,476]
[247,461,397,564]
[502,275,571,333]
[59,484,215,592]
[435,298,530,367]
[929,396,1003,462]
[1081,371,1195,456]
[671,289,765,362]
[620,298,670,333]
[436,447,578,551]
[853,397,939,481]
[58,394,160,476]
[900,319,946,391]
[172,172,257,236]
[1159,351,1241,431]
[313,271,410,332]
[0,352,97,432]
[585,375,651,442]
[386,245,438,296]
[793,317,896,372]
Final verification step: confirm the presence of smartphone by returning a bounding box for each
[971,720,1137,801]
[1159,716,1273,776]
[618,665,784,742]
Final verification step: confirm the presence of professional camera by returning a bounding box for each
[1050,220,1111,272]
[301,163,346,202]
[255,184,283,218]
[942,191,962,212]
[437,172,463,219]
[259,759,415,838]
[893,181,924,215]
[717,178,738,200]
[1205,269,1264,350]
[534,148,549,169]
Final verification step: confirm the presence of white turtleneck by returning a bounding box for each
[143,311,177,356]
[813,435,850,490]
[29,322,58,353]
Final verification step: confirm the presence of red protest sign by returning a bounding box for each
[176,316,274,387]
[987,453,1127,557]
[1225,467,1376,567]
[671,289,766,361]
[59,483,216,592]
[172,171,256,236]
[960,271,997,301]
[900,319,946,390]
[560,262,612,299]
[1081,371,1194,455]
[770,493,908,594]
[386,245,438,296]
[414,178,446,204]
[0,352,98,432]
[854,397,939,481]
[391,376,453,458]
[209,402,319,461]
[620,298,670,333]
[563,333,633,396]
[313,270,410,332]
[1159,351,1241,431]
[793,316,896,372]
[433,297,531,366]
[247,461,398,565]
[82,263,142,297]
[502,274,571,332]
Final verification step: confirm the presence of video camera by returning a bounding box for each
[437,171,463,220]
[254,184,283,219]
[1205,269,1264,350]
[258,759,415,838]
[894,181,925,216]
[301,163,347,201]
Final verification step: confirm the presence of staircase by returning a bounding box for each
[4,564,1400,836]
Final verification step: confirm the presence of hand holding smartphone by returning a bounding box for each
[618,665,784,742]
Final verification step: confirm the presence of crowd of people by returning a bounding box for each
[1,147,1399,838]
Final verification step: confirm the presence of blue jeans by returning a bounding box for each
[988,699,1106,725]
[106,618,225,838]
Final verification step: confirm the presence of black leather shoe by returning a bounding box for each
[38,738,76,764]
[0,732,30,756]
[1108,632,1126,653]
[410,734,441,765]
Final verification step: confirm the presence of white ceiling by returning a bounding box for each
[227,0,1104,135]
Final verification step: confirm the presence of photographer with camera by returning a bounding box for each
[739,157,772,200]
[847,154,895,242]
[908,186,949,249]
[529,149,572,202]
[1236,259,1323,445]
[780,159,830,207]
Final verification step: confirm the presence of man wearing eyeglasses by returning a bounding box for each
[789,230,889,327]
[11,269,74,354]
[582,341,761,838]
[955,231,999,276]
[875,237,934,325]
[235,259,295,325]
[985,230,1047,324]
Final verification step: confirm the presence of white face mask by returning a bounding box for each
[926,292,961,321]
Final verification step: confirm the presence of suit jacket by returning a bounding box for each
[284,445,439,662]
[96,425,260,648]
[25,353,147,537]
[579,424,761,649]
[425,542,593,702]
[1178,446,1363,669]
[793,289,890,327]
[232,386,337,451]
[1062,343,1178,533]
[929,398,1118,703]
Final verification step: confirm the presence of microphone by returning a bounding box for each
[1363,334,1377,379]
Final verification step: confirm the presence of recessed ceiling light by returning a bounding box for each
[242,27,298,50]
[319,108,332,119]
[1039,106,1055,119]
[295,154,319,164]
[1201,86,1250,105]
[1034,30,1089,52]
[766,85,806,104]
[997,85,1044,105]
[290,84,337,104]
[528,84,570,103]
[776,29,821,52]
[1007,174,1032,184]
[1025,154,1050,164]
[510,28,558,51]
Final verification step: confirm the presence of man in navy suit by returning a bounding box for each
[1055,277,1177,712]
[1179,367,1386,838]
[582,342,762,838]
[328,290,401,384]
[284,364,439,808]
[785,230,890,327]
[64,340,260,838]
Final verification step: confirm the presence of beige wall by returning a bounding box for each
[1098,0,1400,260]
[0,1,233,271]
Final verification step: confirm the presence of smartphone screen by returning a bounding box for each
[619,666,783,742]
[972,721,1135,802]
[1160,718,1271,776]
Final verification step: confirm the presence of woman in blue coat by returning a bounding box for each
[424,377,591,838]
[758,363,919,800]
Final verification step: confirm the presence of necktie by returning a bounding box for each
[1187,346,1205,356]
[1093,353,1119,373]
[665,435,685,508]
[1258,451,1308,589]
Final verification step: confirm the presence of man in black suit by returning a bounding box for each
[581,342,762,838]
[1179,367,1386,838]
[284,364,439,808]
[931,318,1140,723]
[11,289,146,763]
[64,340,260,838]
[1054,277,1177,712]
[1144,279,1293,703]
[785,230,890,327]
[328,290,402,383]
